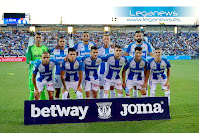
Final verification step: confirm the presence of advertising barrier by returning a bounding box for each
[24,97,170,125]
[0,57,26,62]
[146,55,191,60]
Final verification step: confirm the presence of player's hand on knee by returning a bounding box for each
[77,86,82,92]
[34,89,40,99]
[140,83,147,89]
[164,82,170,90]
[139,89,146,95]
[62,89,68,94]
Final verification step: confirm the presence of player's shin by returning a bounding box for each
[150,90,155,97]
[62,91,69,100]
[125,88,131,98]
[48,91,54,100]
[92,90,98,99]
[85,91,91,99]
[76,91,83,99]
[165,90,170,105]
[110,86,116,98]
[99,87,104,99]
[40,90,46,100]
[133,89,138,98]
[103,90,109,98]
[54,88,60,100]
[141,89,148,97]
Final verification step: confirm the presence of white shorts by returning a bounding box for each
[150,79,168,91]
[36,80,54,92]
[53,74,62,88]
[104,78,122,91]
[65,81,79,92]
[126,79,145,90]
[84,79,99,92]
[99,74,114,87]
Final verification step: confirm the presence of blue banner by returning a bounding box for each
[146,55,191,60]
[24,97,170,125]
[113,7,195,17]
[4,18,28,24]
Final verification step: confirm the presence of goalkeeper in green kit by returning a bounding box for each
[26,32,49,100]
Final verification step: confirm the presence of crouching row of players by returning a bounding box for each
[33,45,171,104]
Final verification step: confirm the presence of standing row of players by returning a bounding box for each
[26,31,171,104]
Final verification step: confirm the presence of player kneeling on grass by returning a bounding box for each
[122,46,150,98]
[148,47,171,105]
[80,46,104,99]
[60,48,83,99]
[33,51,60,100]
[103,45,127,98]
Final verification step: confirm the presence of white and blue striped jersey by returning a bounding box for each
[98,45,114,74]
[147,58,171,80]
[33,59,59,82]
[73,41,96,56]
[49,47,68,62]
[81,55,104,81]
[124,57,148,81]
[61,58,83,82]
[49,47,68,75]
[103,54,127,80]
[126,41,153,59]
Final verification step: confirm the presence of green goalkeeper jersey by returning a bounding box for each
[26,44,49,70]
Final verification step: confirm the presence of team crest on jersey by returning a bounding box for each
[140,62,145,67]
[110,49,114,53]
[49,65,53,69]
[142,46,145,49]
[120,60,124,65]
[74,64,79,69]
[96,102,112,119]
[161,65,165,69]
[96,60,101,65]
[152,65,156,69]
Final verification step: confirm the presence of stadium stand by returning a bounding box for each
[0,30,198,56]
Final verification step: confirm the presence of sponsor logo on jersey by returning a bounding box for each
[96,102,112,119]
[34,55,41,57]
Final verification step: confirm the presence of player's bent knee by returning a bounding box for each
[86,91,90,98]
[99,86,104,89]
[104,90,109,94]
[110,86,114,90]
[126,93,130,96]
[117,90,123,94]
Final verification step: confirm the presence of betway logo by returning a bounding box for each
[120,102,164,116]
[31,104,89,120]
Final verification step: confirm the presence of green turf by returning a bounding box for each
[0,60,199,133]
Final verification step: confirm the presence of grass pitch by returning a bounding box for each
[0,60,199,133]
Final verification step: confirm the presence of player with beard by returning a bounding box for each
[73,31,96,57]
[124,31,154,98]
